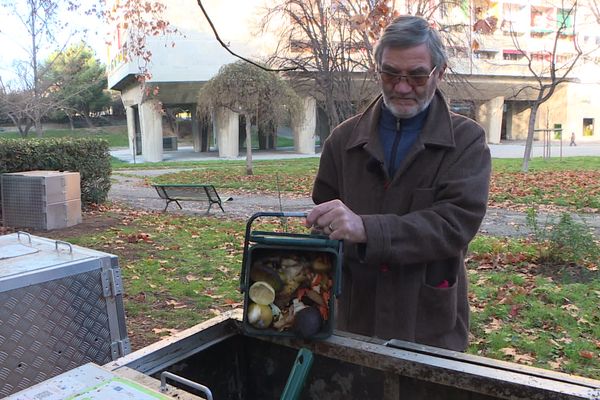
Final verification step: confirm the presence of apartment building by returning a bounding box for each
[107,0,600,162]
[431,0,600,144]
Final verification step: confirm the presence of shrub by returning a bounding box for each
[525,208,600,265]
[0,138,111,204]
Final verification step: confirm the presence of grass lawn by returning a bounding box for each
[1,126,130,147]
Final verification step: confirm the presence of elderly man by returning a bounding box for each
[306,15,491,351]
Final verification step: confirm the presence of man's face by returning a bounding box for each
[379,43,445,119]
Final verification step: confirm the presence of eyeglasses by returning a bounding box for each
[377,66,437,87]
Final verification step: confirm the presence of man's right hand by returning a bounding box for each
[306,199,367,243]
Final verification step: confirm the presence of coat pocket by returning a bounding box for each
[409,188,434,212]
[415,279,458,339]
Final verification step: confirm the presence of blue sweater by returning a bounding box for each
[378,104,429,177]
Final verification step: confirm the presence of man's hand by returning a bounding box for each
[306,199,367,243]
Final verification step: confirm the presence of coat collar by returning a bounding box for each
[345,90,456,154]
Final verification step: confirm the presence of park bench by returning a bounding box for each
[152,184,232,213]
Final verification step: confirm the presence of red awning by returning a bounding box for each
[503,49,526,55]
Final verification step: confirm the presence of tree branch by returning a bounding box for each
[196,0,297,73]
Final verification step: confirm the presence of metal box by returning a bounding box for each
[1,170,82,230]
[163,136,178,151]
[0,232,130,397]
[240,212,342,340]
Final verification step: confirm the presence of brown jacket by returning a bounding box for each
[312,92,491,351]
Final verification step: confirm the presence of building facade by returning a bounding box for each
[107,0,600,162]
[434,0,600,144]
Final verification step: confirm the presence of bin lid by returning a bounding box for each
[0,233,115,292]
[0,243,39,260]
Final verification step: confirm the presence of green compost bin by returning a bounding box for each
[240,212,342,340]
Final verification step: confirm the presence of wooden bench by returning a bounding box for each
[152,184,232,213]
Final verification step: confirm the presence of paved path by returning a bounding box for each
[109,170,600,238]
[110,140,600,163]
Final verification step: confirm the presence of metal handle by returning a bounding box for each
[160,371,213,400]
[55,240,73,254]
[280,348,314,400]
[16,231,32,243]
[240,212,308,292]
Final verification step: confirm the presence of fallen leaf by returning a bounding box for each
[152,327,180,336]
[499,347,517,356]
[579,350,595,360]
[166,299,187,309]
[484,317,503,334]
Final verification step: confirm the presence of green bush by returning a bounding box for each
[526,208,600,265]
[0,138,112,204]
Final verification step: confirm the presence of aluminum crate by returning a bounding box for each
[1,170,82,230]
[0,232,130,397]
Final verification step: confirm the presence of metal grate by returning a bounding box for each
[0,270,113,397]
[1,175,47,230]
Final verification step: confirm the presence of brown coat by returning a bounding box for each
[312,92,491,351]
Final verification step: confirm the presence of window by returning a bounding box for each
[503,49,527,61]
[556,53,575,63]
[474,49,498,60]
[583,118,594,137]
[531,51,551,62]
[553,123,562,140]
[290,40,311,53]
[557,8,574,36]
[531,7,555,35]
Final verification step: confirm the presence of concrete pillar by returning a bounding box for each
[511,104,531,141]
[293,97,316,154]
[214,107,239,158]
[191,106,201,152]
[476,96,504,144]
[139,99,163,162]
[125,107,137,158]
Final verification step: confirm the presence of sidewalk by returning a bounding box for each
[111,141,600,163]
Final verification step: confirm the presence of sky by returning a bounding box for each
[0,0,272,87]
[0,0,107,85]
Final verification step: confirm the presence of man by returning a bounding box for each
[305,15,491,351]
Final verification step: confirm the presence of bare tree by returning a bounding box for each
[503,2,584,171]
[0,0,66,135]
[0,78,34,136]
[0,0,114,136]
[260,0,398,143]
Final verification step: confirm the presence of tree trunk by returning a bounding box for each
[522,103,540,172]
[258,126,267,150]
[245,113,253,176]
[84,113,95,128]
[34,117,43,137]
[66,112,75,130]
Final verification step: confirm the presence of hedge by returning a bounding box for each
[0,137,112,204]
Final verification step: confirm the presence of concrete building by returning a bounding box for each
[107,0,600,162]
[438,0,600,145]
